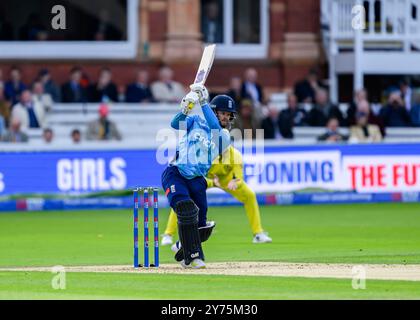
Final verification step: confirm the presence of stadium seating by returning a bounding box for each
[1,101,419,146]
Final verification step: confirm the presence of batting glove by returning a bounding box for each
[180,91,199,115]
[190,83,209,105]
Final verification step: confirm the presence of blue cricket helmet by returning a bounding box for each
[210,95,237,114]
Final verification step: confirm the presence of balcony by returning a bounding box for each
[322,0,420,101]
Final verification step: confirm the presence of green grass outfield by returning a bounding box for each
[0,203,420,299]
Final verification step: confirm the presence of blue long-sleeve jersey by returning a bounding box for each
[170,103,231,179]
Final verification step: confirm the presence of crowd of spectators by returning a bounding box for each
[1,65,420,145]
[0,65,187,144]
[237,68,420,143]
[0,65,187,106]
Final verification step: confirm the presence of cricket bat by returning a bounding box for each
[188,44,216,109]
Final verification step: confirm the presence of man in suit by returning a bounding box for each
[400,80,413,112]
[306,88,344,127]
[380,92,412,127]
[88,68,118,103]
[294,69,324,103]
[38,68,61,102]
[61,67,87,103]
[277,93,308,139]
[261,106,281,139]
[4,67,27,105]
[410,89,420,127]
[241,68,264,106]
[125,70,154,103]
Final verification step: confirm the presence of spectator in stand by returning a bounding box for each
[0,83,10,128]
[32,81,53,113]
[346,88,368,126]
[380,92,412,127]
[306,88,344,127]
[0,114,4,138]
[4,67,27,105]
[88,68,118,103]
[10,90,45,130]
[278,93,308,139]
[71,129,82,144]
[151,66,186,103]
[351,97,386,137]
[118,85,126,102]
[260,106,281,139]
[294,68,324,103]
[241,68,264,106]
[234,99,260,140]
[0,69,3,87]
[400,80,413,112]
[410,89,420,127]
[349,103,383,143]
[38,69,61,102]
[61,67,87,103]
[42,128,54,144]
[2,118,29,143]
[201,0,223,43]
[125,70,154,103]
[80,72,91,90]
[226,76,244,106]
[86,104,122,141]
[317,117,348,142]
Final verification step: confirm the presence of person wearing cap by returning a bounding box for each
[161,84,234,269]
[86,104,122,141]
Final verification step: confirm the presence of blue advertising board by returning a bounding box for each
[0,143,420,196]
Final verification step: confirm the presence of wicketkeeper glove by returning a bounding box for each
[180,91,199,115]
[190,83,209,105]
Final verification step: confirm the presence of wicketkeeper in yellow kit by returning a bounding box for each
[161,144,272,246]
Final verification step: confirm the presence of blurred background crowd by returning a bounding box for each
[0,64,419,144]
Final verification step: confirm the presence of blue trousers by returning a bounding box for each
[161,165,208,227]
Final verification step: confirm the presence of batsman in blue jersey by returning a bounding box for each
[161,83,237,269]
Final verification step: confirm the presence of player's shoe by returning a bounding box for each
[161,234,173,246]
[253,232,272,244]
[171,241,181,253]
[181,258,206,269]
